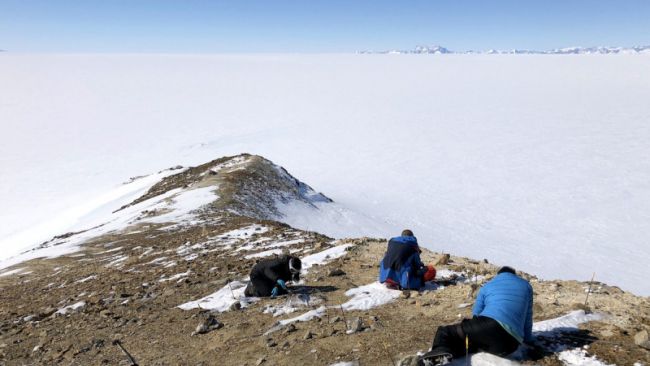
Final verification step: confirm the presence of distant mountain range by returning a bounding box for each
[358,45,650,55]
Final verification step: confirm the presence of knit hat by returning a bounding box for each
[289,257,302,274]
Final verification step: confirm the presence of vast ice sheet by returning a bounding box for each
[1,54,649,295]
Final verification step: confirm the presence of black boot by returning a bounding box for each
[417,350,453,366]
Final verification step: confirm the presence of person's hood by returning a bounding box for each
[391,235,418,244]
[390,235,420,252]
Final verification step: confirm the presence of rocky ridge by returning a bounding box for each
[0,154,649,366]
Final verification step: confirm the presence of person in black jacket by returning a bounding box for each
[244,255,302,297]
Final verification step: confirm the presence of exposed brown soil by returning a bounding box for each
[2,231,649,366]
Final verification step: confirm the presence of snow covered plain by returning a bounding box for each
[1,54,649,295]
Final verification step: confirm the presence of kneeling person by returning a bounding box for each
[244,255,301,297]
[379,229,436,290]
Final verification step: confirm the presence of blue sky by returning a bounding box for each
[1,0,649,52]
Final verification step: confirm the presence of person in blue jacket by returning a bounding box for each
[418,266,534,365]
[379,230,428,290]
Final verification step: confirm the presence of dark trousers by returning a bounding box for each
[244,275,287,297]
[430,316,520,357]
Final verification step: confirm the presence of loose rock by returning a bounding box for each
[634,329,650,350]
[346,317,363,334]
[162,288,175,297]
[37,307,56,320]
[191,315,223,336]
[436,254,451,265]
[328,268,346,277]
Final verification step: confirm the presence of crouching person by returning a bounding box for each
[418,266,533,365]
[379,229,436,290]
[244,255,301,297]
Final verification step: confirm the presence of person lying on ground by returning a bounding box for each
[418,266,534,365]
[244,255,302,297]
[379,229,436,290]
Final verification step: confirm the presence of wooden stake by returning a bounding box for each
[227,281,236,299]
[113,340,138,366]
[584,272,596,307]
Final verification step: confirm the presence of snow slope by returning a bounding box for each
[1,54,649,295]
[0,173,218,271]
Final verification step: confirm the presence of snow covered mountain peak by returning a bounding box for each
[359,45,650,54]
[413,45,452,54]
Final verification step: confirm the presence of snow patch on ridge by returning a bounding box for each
[301,244,353,271]
[206,155,252,175]
[279,306,327,326]
[74,275,97,284]
[244,249,283,259]
[178,280,258,312]
[341,282,401,311]
[448,353,519,366]
[558,349,613,366]
[0,267,30,277]
[217,225,269,240]
[263,294,321,317]
[56,301,86,315]
[532,310,604,334]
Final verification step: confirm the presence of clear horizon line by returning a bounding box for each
[2,44,650,55]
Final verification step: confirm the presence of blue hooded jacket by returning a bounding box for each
[379,236,425,289]
[472,272,534,343]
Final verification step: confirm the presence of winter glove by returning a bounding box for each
[271,286,279,298]
[276,279,288,290]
